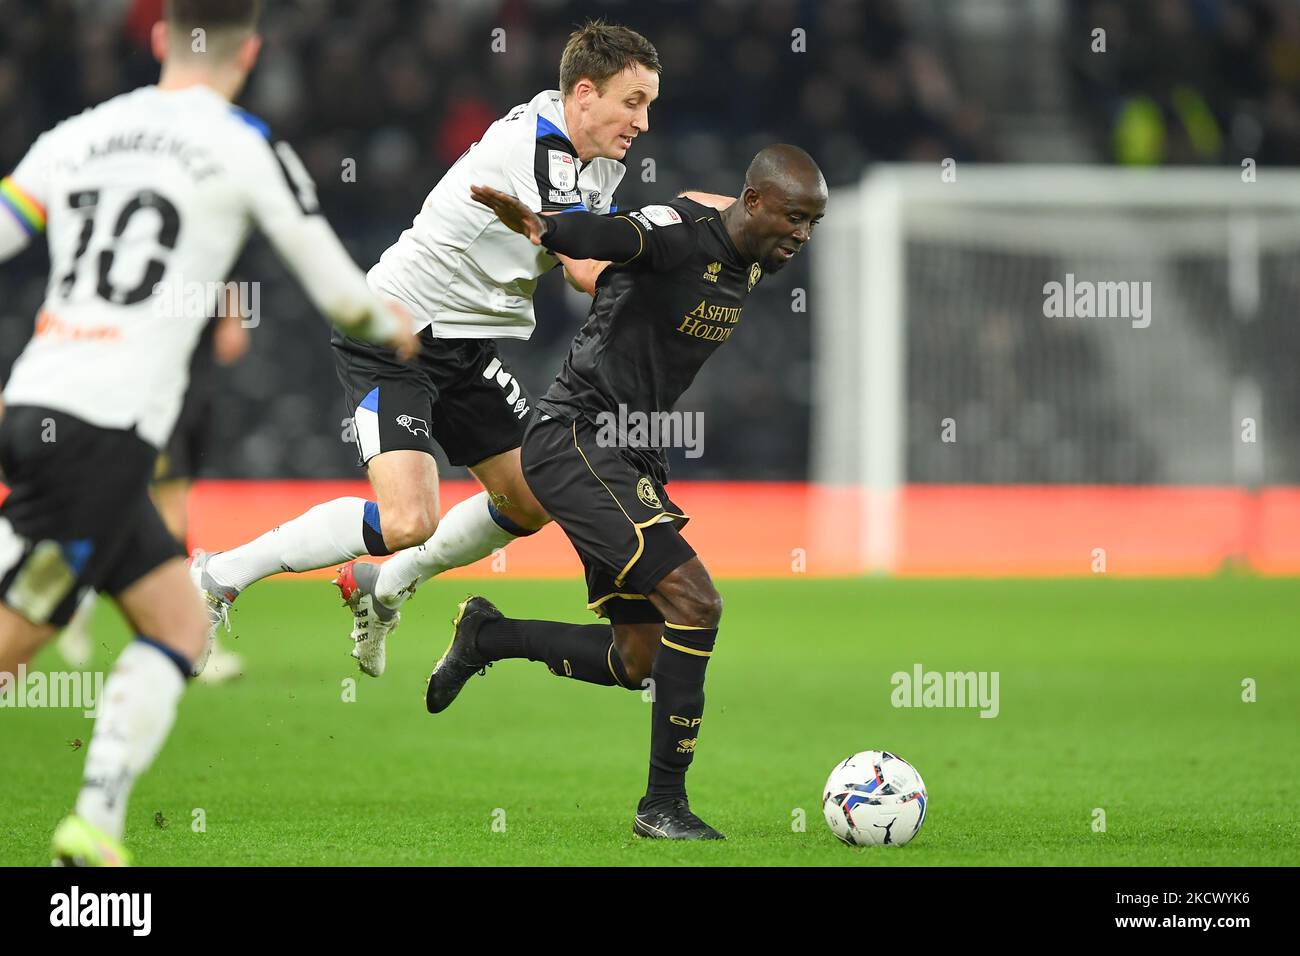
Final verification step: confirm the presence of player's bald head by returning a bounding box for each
[728,144,827,272]
[743,144,827,203]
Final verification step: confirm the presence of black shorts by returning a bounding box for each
[520,413,697,624]
[332,329,531,468]
[153,381,213,483]
[0,406,185,627]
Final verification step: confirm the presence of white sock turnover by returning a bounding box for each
[374,491,518,608]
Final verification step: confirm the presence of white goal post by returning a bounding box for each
[812,164,1300,574]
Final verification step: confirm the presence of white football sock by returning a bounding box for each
[206,497,373,592]
[75,641,186,840]
[375,491,518,608]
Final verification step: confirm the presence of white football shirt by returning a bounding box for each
[368,89,626,340]
[0,84,398,447]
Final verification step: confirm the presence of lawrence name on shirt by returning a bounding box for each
[0,84,407,645]
[0,0,411,869]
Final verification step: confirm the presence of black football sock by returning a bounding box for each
[476,617,633,689]
[645,623,718,801]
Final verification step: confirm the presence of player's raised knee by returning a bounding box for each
[696,589,724,628]
[380,506,438,551]
[656,560,724,628]
[672,588,722,630]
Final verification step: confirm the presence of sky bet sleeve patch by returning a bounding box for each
[641,204,683,227]
[548,149,577,192]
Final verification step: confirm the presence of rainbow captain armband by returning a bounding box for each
[0,177,46,235]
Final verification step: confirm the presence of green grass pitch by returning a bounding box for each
[2,576,1297,866]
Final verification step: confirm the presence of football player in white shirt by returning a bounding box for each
[0,0,416,866]
[194,22,670,677]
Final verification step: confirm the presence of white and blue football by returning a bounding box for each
[822,750,928,846]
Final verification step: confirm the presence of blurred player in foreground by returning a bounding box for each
[428,145,827,839]
[56,303,249,683]
[0,0,415,866]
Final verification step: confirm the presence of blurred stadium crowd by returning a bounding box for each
[1,0,1294,481]
[1070,0,1300,167]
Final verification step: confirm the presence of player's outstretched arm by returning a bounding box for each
[469,184,548,244]
[471,185,645,263]
[468,186,610,293]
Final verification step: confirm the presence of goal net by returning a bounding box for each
[812,164,1300,574]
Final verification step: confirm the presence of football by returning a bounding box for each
[822,751,928,847]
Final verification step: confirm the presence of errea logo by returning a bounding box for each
[50,886,151,936]
[482,356,527,419]
[703,261,721,283]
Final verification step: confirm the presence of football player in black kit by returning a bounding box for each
[428,144,826,840]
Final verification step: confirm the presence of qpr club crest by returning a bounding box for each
[636,477,661,509]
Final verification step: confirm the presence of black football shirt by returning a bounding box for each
[536,197,763,481]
